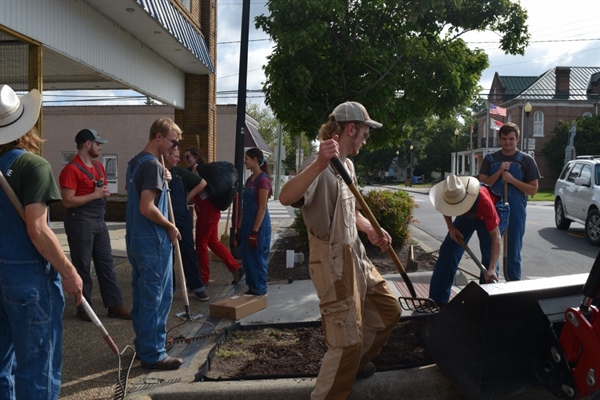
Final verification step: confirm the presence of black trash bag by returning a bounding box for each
[196,162,238,211]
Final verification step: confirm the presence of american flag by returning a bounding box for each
[490,119,504,130]
[489,102,506,116]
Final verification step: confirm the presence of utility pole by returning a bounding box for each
[231,0,251,246]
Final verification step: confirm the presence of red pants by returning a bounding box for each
[194,197,239,283]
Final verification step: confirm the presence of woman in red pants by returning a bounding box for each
[183,148,244,285]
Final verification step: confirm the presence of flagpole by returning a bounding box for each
[486,102,490,155]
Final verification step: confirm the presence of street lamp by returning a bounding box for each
[409,144,414,185]
[524,102,532,154]
[454,128,460,175]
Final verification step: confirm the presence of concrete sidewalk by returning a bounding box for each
[54,199,553,400]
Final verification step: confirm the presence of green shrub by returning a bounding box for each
[289,189,415,250]
[290,209,308,246]
[360,189,416,249]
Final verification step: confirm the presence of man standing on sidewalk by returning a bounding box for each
[280,101,401,400]
[59,129,130,322]
[165,148,209,301]
[126,118,183,370]
[479,122,540,281]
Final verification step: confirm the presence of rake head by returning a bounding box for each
[399,296,440,314]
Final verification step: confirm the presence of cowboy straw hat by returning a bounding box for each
[0,85,42,145]
[429,175,481,216]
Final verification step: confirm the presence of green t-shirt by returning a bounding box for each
[170,166,203,192]
[1,151,61,207]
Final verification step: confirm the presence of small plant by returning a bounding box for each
[360,189,416,249]
[289,189,415,250]
[290,209,308,246]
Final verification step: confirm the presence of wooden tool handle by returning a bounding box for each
[161,156,190,311]
[330,158,417,298]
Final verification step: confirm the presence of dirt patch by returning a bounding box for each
[204,227,438,380]
[206,318,432,380]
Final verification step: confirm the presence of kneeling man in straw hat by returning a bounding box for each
[428,175,508,306]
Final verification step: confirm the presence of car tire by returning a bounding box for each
[585,208,600,246]
[555,199,571,230]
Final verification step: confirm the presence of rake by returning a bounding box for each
[330,158,438,313]
[0,169,136,399]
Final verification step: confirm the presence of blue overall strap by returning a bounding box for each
[0,148,26,173]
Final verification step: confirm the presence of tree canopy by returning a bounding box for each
[255,0,529,146]
[543,115,600,177]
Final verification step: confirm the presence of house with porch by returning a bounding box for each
[456,66,600,190]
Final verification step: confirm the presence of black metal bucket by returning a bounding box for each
[423,274,589,400]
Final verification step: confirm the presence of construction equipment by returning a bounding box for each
[424,247,600,400]
[330,158,438,313]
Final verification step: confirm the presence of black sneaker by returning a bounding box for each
[194,291,209,302]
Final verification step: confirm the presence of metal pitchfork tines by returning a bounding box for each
[80,298,136,400]
[330,158,439,314]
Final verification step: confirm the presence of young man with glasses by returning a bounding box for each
[279,101,401,399]
[125,117,183,370]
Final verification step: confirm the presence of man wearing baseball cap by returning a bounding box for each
[59,129,130,322]
[0,84,83,398]
[280,101,401,399]
[428,175,508,305]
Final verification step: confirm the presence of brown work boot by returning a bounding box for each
[107,305,132,320]
[356,362,375,380]
[231,266,245,285]
[141,356,184,370]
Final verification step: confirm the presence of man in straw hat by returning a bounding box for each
[428,174,508,306]
[280,101,401,400]
[0,84,83,398]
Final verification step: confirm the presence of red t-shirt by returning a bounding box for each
[58,155,107,196]
[472,186,500,232]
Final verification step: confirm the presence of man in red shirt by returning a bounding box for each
[428,175,508,306]
[59,129,130,322]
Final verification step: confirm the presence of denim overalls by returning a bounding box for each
[240,173,271,295]
[168,171,204,291]
[125,154,173,364]
[487,152,527,281]
[429,184,509,304]
[0,149,64,400]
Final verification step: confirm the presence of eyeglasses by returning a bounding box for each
[163,135,179,148]
[363,130,370,141]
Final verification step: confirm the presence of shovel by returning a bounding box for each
[456,237,498,283]
[503,181,509,281]
[330,158,438,313]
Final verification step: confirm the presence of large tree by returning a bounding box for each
[255,0,529,145]
[543,115,600,177]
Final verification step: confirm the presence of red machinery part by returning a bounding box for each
[559,305,600,398]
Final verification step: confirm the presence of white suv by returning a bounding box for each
[554,156,600,246]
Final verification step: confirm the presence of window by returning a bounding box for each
[61,152,75,164]
[580,164,592,185]
[583,112,592,118]
[533,111,544,137]
[567,163,583,182]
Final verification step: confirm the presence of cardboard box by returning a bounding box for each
[209,294,267,320]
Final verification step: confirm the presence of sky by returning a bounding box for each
[46,0,600,107]
[215,0,600,106]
